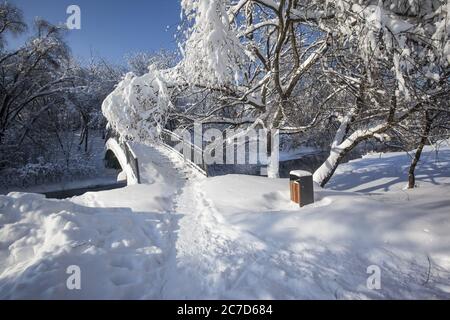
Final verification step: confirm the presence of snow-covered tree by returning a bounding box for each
[102,66,175,141]
[0,4,125,183]
[179,0,247,88]
[101,0,449,182]
[311,0,449,186]
[175,0,330,130]
[103,0,331,139]
[0,19,74,147]
[126,49,178,76]
[0,2,26,49]
[68,57,125,151]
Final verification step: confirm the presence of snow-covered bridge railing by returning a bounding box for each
[105,129,141,185]
[160,129,208,177]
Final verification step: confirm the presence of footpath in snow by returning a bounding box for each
[1,141,450,299]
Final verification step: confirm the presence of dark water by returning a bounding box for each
[44,182,127,199]
[279,152,329,178]
[207,152,329,178]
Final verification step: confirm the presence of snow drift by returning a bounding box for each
[0,192,167,299]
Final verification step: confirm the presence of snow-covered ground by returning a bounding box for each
[1,141,450,299]
[328,140,450,192]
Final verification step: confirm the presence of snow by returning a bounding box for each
[102,69,174,141]
[328,141,450,192]
[290,170,313,178]
[0,193,166,299]
[200,176,450,299]
[1,141,450,299]
[327,1,449,101]
[180,0,246,87]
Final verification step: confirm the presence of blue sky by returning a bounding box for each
[7,0,181,65]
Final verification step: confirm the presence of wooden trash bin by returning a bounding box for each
[290,170,315,207]
[290,180,300,203]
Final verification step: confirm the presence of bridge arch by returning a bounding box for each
[105,138,140,185]
[105,149,122,170]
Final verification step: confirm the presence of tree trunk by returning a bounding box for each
[267,129,280,178]
[84,127,89,153]
[313,107,359,187]
[78,112,90,153]
[313,145,354,188]
[408,111,433,189]
[313,121,395,187]
[265,106,283,178]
